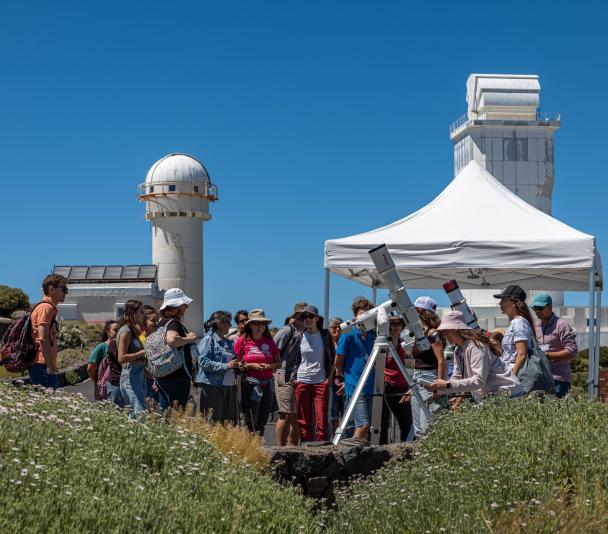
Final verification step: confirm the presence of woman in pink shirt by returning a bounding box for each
[234,309,281,436]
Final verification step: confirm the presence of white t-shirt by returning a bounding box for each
[296,331,326,384]
[501,316,535,369]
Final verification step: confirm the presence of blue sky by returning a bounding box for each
[1,0,607,325]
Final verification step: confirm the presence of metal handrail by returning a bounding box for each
[449,110,561,133]
[137,181,218,201]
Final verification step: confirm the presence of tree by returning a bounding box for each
[0,285,30,318]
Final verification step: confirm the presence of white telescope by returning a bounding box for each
[369,244,430,351]
[442,279,480,330]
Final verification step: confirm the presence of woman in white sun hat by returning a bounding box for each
[425,311,522,403]
[155,288,199,412]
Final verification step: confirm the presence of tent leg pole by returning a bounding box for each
[323,268,330,328]
[372,286,377,306]
[589,261,596,399]
[595,288,601,398]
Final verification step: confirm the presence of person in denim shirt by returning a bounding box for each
[196,310,240,425]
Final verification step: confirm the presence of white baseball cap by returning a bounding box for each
[414,296,437,312]
[160,288,193,310]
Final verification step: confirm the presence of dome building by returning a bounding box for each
[138,153,218,334]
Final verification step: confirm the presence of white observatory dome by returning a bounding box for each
[145,153,210,184]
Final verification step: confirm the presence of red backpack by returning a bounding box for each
[0,303,46,373]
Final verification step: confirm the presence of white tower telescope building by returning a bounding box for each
[138,154,218,334]
[449,74,562,308]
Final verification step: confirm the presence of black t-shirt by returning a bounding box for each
[412,337,439,370]
[161,318,194,378]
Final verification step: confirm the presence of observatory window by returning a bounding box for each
[168,185,176,192]
[516,138,528,161]
[149,186,155,193]
[193,185,199,193]
[503,138,516,161]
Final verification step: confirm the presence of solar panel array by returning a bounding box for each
[53,265,158,281]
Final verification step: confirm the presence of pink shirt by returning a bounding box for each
[234,336,279,381]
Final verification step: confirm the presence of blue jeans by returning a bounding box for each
[120,364,147,419]
[554,380,571,399]
[411,369,436,437]
[29,363,59,389]
[106,382,125,408]
[343,393,374,437]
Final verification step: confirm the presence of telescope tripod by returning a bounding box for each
[333,316,433,445]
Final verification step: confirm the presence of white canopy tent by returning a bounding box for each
[324,161,603,398]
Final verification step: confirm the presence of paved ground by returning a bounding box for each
[64,379,278,445]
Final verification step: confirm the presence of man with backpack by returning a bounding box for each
[273,302,307,446]
[29,274,68,389]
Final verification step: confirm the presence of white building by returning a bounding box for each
[448,74,605,347]
[55,265,162,322]
[138,153,218,335]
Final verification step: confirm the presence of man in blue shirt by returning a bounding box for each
[335,296,376,440]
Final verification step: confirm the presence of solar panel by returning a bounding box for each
[121,265,141,279]
[104,266,123,279]
[138,265,157,279]
[70,266,89,279]
[86,266,106,279]
[54,266,71,277]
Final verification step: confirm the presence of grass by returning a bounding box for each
[0,383,316,533]
[3,382,608,532]
[328,396,608,533]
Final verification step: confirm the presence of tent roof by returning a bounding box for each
[324,161,602,291]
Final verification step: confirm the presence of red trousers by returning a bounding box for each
[294,381,329,442]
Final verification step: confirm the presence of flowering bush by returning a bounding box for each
[57,324,87,351]
[0,384,315,533]
[330,396,608,533]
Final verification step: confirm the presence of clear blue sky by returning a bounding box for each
[1,0,607,325]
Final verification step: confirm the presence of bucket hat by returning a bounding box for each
[245,308,272,325]
[436,311,472,331]
[290,301,308,319]
[160,288,193,311]
[414,296,437,312]
[493,285,527,301]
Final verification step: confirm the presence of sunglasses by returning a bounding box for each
[301,313,317,320]
[55,285,68,294]
[533,306,547,312]
[250,322,266,328]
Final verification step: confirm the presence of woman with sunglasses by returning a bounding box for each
[290,306,335,442]
[493,285,537,376]
[229,309,249,341]
[234,309,281,436]
[380,316,413,444]
[410,296,446,437]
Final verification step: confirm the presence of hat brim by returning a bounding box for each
[437,322,472,331]
[245,318,272,325]
[492,293,507,299]
[160,297,193,311]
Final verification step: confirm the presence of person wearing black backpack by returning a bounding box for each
[29,274,68,389]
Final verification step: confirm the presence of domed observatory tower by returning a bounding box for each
[449,74,562,310]
[138,154,218,334]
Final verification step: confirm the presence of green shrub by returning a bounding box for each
[0,384,316,533]
[57,324,87,351]
[0,285,30,318]
[329,397,608,533]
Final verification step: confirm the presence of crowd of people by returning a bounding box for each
[26,274,578,444]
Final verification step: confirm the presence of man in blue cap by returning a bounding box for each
[531,293,578,398]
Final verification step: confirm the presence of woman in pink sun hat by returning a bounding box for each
[425,311,522,404]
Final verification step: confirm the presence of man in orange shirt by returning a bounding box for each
[29,274,68,389]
